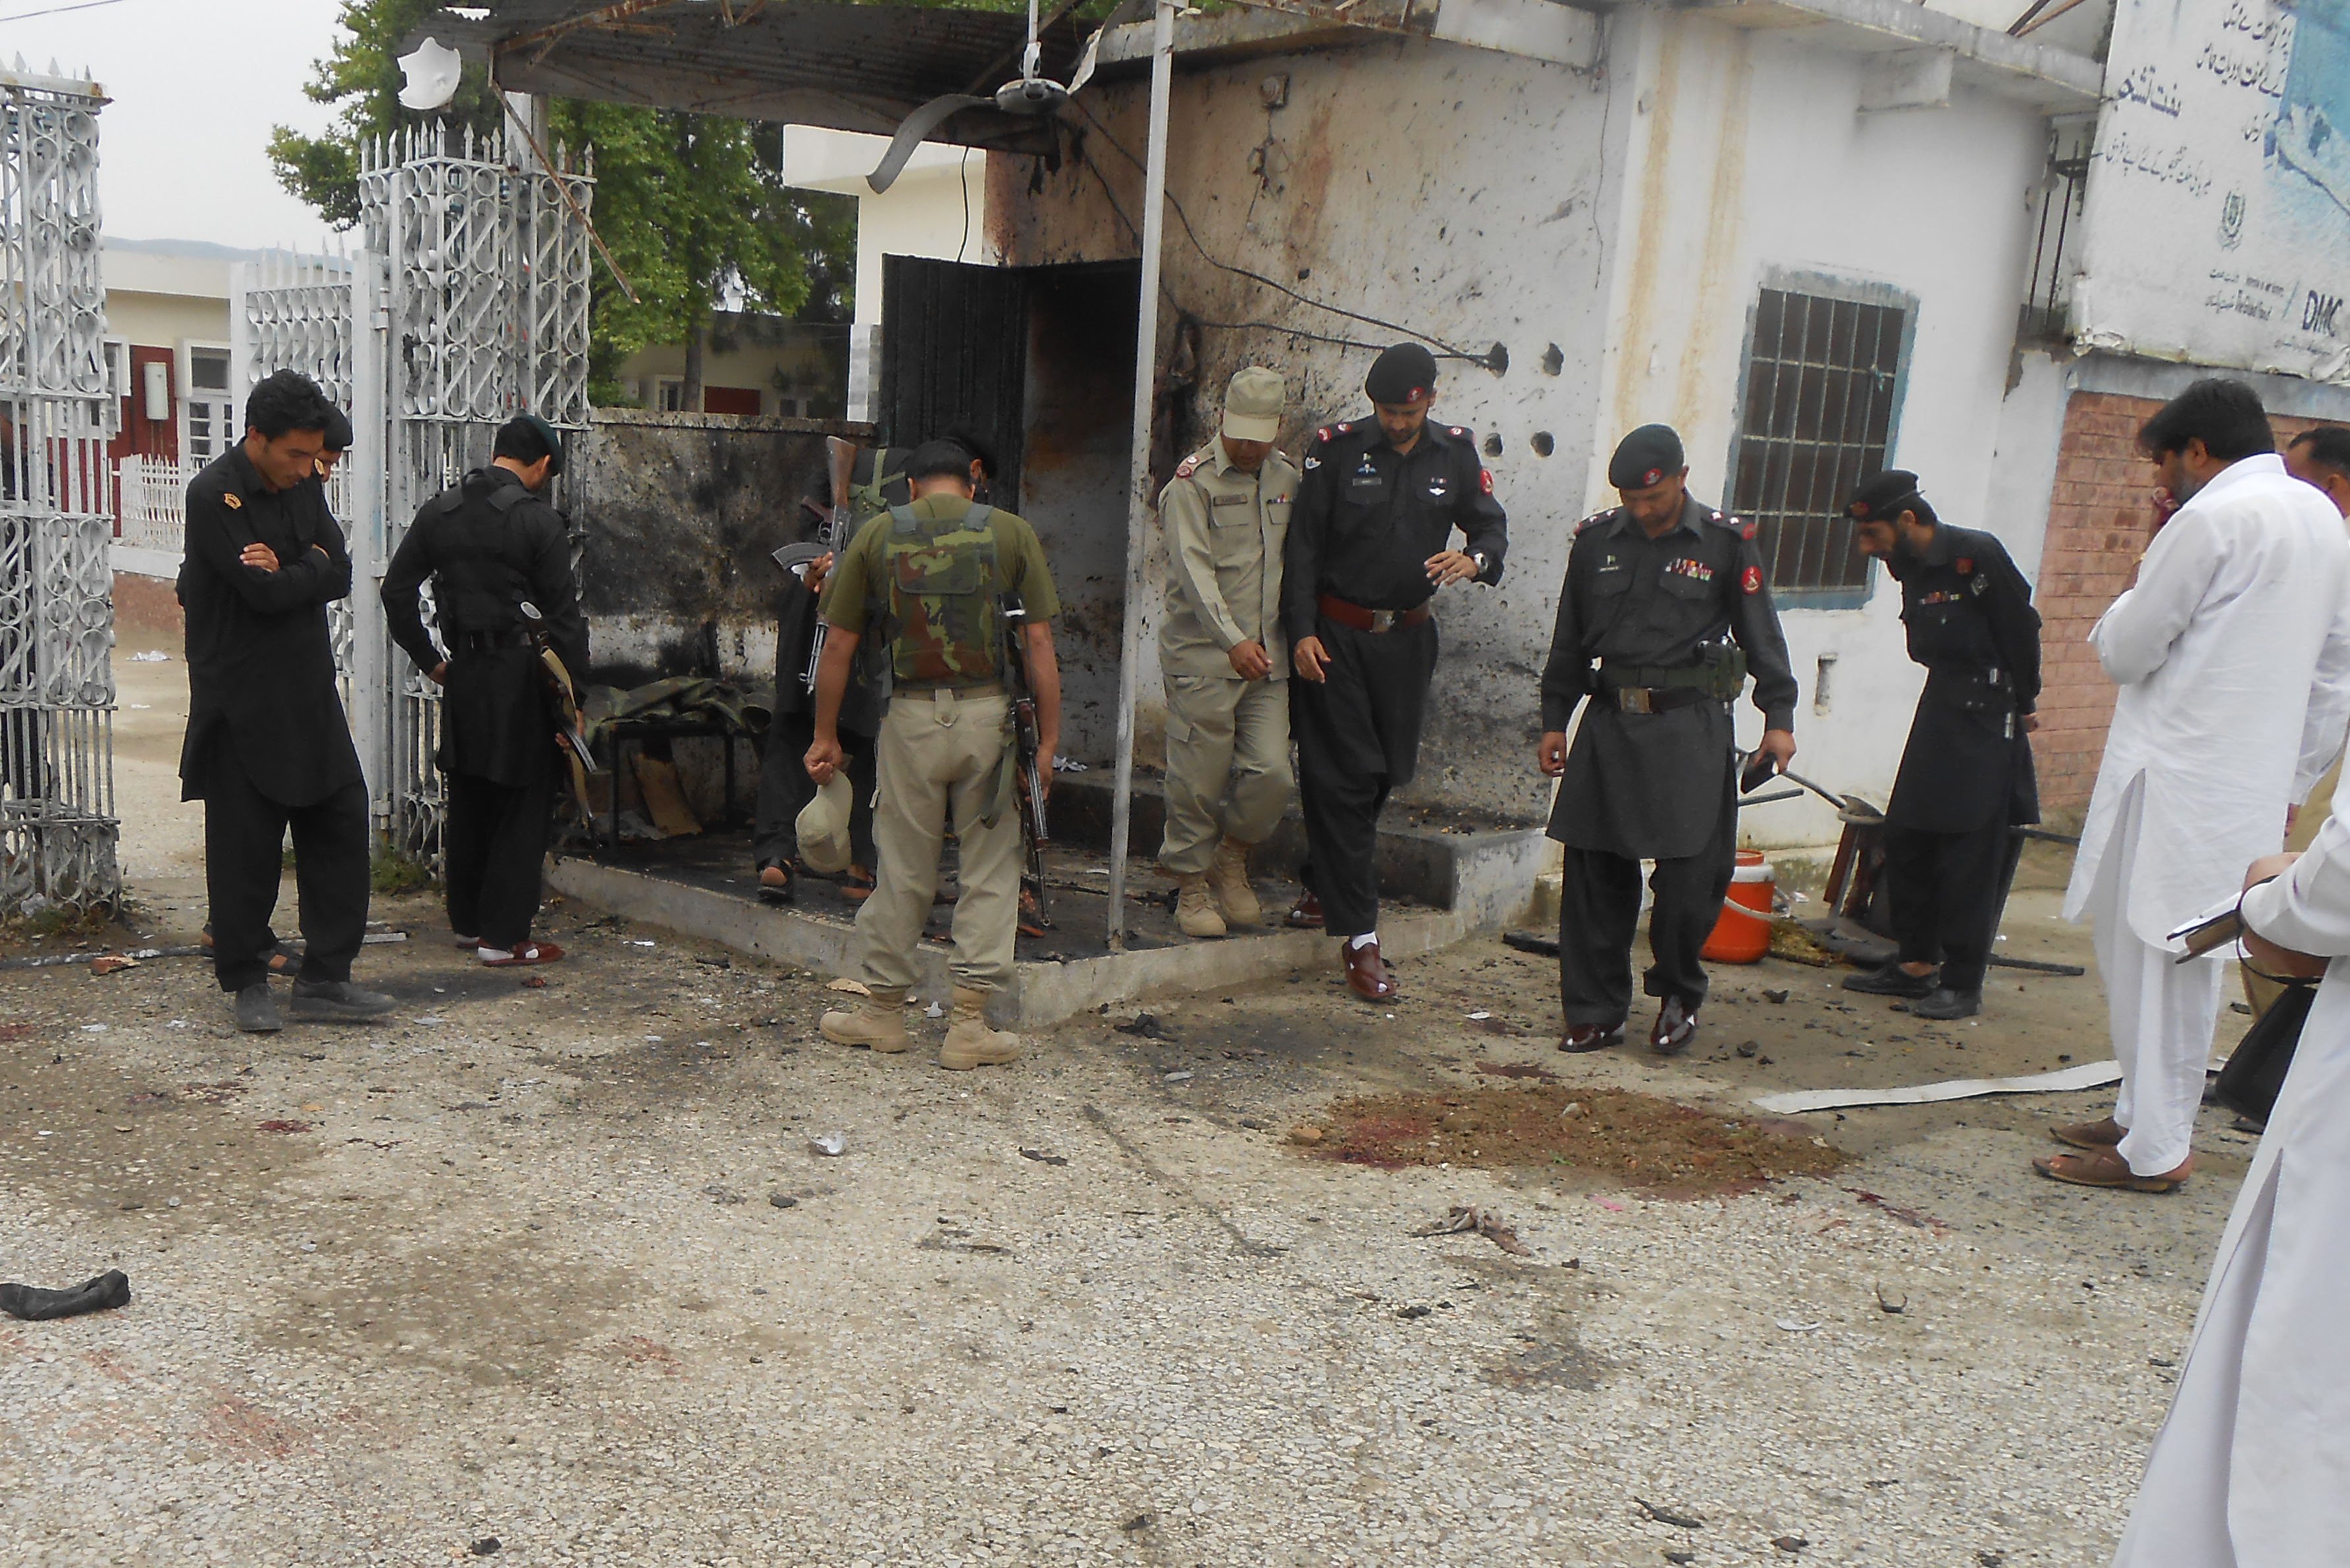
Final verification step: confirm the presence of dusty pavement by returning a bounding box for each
[0,648,2255,1565]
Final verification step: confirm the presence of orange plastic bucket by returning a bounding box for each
[1702,849,1775,964]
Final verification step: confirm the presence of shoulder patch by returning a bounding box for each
[1479,468,1494,496]
[1336,421,1353,434]
[1740,519,1758,542]
[1741,565,1763,595]
[1449,426,1465,438]
[1174,454,1201,479]
[1576,510,1614,533]
[1315,426,1334,443]
[222,492,242,511]
[1706,509,1744,532]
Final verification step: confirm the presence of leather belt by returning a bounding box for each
[456,629,535,653]
[1318,594,1432,634]
[895,680,1005,698]
[1598,664,1722,715]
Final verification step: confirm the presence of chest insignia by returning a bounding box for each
[1742,565,1762,595]
[222,492,243,511]
[1211,492,1248,508]
[1666,558,1715,584]
[1956,558,1974,575]
[1270,494,1292,506]
[1918,590,1963,606]
[1426,475,1449,498]
[1303,456,1320,470]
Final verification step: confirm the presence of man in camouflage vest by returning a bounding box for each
[808,440,1062,1069]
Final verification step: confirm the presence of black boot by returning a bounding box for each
[1842,962,1938,999]
[1906,986,1981,1020]
[0,1270,130,1321]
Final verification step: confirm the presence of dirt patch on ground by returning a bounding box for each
[1293,1085,1851,1195]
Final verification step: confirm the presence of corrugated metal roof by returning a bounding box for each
[417,1,1086,148]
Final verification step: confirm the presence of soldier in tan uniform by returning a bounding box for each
[807,441,1062,1070]
[1155,367,1299,938]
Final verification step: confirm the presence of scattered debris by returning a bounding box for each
[1875,1284,1908,1315]
[1303,1085,1848,1193]
[1666,1554,1696,1566]
[1395,1303,1434,1320]
[1411,1205,1534,1257]
[469,1538,502,1557]
[825,977,868,995]
[1763,988,1790,1004]
[1977,1552,2006,1567]
[1773,1536,1810,1554]
[1736,1039,1762,1058]
[1018,1148,1069,1166]
[1475,1060,1557,1081]
[1634,1498,1705,1529]
[130,649,169,662]
[518,975,548,989]
[1500,930,1560,958]
[769,1192,798,1209]
[809,1132,847,1157]
[89,954,140,975]
[1237,1116,1268,1130]
[1768,922,1835,966]
[254,1120,314,1134]
[1162,1070,1193,1083]
[694,954,731,969]
[1848,1189,1952,1234]
[702,1186,746,1205]
[1119,1513,1155,1532]
[924,1001,945,1018]
[1114,1013,1171,1039]
[0,1269,131,1322]
[1752,1059,2123,1115]
[1776,1318,1822,1333]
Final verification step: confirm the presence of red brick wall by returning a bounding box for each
[2032,391,2327,813]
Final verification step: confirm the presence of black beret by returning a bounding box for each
[500,412,567,477]
[1846,469,1923,522]
[1607,424,1684,489]
[905,438,979,481]
[1365,342,1439,404]
[323,407,353,452]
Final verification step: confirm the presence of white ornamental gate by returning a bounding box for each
[238,122,590,868]
[0,66,115,916]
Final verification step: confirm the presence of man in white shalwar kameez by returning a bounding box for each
[2110,823,2350,1565]
[2041,380,2350,1192]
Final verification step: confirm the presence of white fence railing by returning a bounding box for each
[114,455,201,557]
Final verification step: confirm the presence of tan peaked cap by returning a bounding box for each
[1221,366,1286,443]
[795,773,855,875]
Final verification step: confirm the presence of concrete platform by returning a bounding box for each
[544,794,1548,1026]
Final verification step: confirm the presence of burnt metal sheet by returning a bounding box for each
[878,255,1031,507]
[415,1,1084,150]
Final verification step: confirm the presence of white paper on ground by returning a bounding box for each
[1753,1059,2126,1114]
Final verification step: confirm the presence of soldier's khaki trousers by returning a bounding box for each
[856,688,1022,994]
[1159,673,1293,874]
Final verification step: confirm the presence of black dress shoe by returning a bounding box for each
[1905,986,1981,1020]
[1650,997,1698,1055]
[1558,1021,1626,1054]
[1842,962,1939,999]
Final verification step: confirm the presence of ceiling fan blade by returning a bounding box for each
[1069,0,1148,95]
[867,93,993,193]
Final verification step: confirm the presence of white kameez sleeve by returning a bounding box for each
[2241,808,2350,958]
[2295,589,2350,804]
[2090,511,2224,687]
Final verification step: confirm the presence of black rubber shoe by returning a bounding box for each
[0,1269,130,1321]
[1906,986,1981,1020]
[289,978,397,1021]
[1842,962,1939,999]
[234,981,283,1033]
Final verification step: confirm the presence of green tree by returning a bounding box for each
[271,1,854,409]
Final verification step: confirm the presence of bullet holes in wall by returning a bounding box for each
[1530,431,1555,457]
[1486,342,1509,375]
[1484,434,1503,457]
[1541,344,1564,376]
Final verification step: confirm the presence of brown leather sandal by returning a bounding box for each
[2050,1116,2126,1151]
[2032,1147,2191,1192]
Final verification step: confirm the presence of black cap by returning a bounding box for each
[1846,469,1923,523]
[323,407,353,453]
[496,412,567,477]
[1365,342,1438,405]
[905,438,979,481]
[1607,424,1684,490]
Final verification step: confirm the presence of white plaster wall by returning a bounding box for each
[1982,347,2074,588]
[1597,13,2051,847]
[987,14,2057,839]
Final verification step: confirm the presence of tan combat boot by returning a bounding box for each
[819,985,910,1053]
[1174,872,1228,939]
[941,986,1022,1070]
[1206,838,1263,928]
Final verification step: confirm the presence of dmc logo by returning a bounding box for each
[2219,190,2246,250]
[2304,290,2343,338]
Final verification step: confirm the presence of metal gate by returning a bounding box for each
[238,123,591,870]
[879,255,1029,504]
[0,66,115,916]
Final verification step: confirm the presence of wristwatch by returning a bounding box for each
[1469,551,1490,578]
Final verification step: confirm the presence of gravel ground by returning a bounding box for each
[0,652,2245,1564]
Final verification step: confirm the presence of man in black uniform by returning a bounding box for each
[1537,425,1798,1056]
[1839,470,2040,1020]
[382,414,586,967]
[751,431,1000,899]
[1286,342,1507,1001]
[178,370,395,1033]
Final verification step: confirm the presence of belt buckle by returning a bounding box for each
[1618,687,1654,715]
[1369,609,1396,633]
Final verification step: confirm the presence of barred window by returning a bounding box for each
[1727,286,1909,597]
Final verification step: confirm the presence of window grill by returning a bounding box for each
[1726,286,1909,597]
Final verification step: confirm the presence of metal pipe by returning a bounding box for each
[1104,0,1176,952]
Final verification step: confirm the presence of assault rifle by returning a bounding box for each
[518,600,598,822]
[798,436,861,693]
[1003,597,1052,929]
